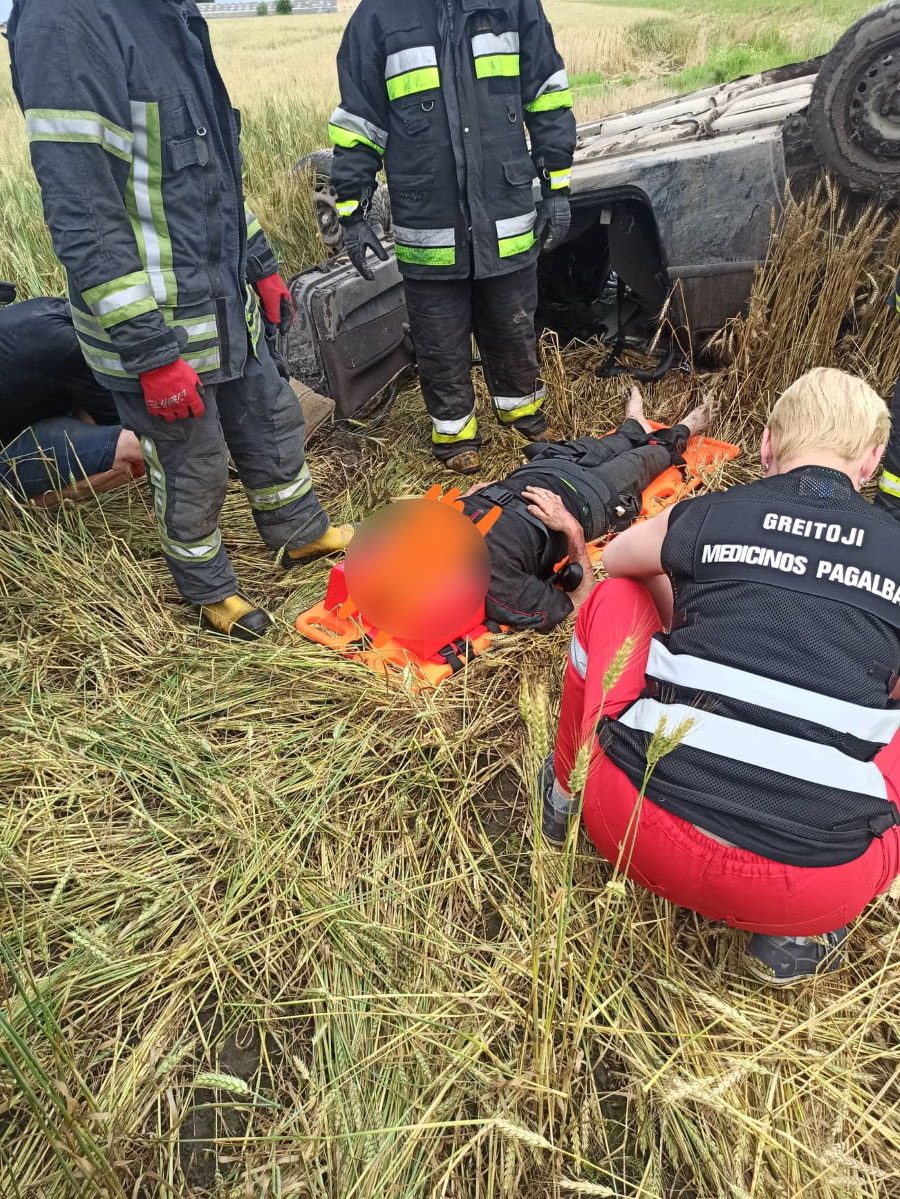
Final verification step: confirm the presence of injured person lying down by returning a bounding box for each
[460,387,709,632]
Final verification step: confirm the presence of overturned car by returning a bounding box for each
[285,2,900,418]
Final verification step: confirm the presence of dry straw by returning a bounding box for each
[1,9,899,1188]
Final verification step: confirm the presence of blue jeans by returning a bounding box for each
[0,418,120,499]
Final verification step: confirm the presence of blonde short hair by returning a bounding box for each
[768,368,890,462]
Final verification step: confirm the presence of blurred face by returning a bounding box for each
[344,498,491,643]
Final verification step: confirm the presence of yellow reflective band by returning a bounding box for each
[386,67,441,101]
[495,397,544,423]
[498,231,536,258]
[127,101,177,308]
[82,270,157,330]
[525,88,574,113]
[395,244,456,266]
[474,54,520,79]
[879,470,900,498]
[432,415,478,445]
[245,464,313,511]
[336,199,360,218]
[140,437,225,564]
[328,123,386,156]
[25,108,134,162]
[549,169,571,190]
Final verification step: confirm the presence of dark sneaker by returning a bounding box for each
[539,753,577,846]
[745,928,848,986]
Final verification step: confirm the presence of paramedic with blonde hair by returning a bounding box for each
[544,368,900,985]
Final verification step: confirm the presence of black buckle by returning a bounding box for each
[439,637,476,674]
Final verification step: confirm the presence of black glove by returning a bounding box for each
[341,214,389,282]
[534,193,571,254]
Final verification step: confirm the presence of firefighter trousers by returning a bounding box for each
[876,376,900,517]
[113,338,329,605]
[403,264,547,462]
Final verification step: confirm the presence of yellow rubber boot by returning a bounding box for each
[201,595,272,641]
[284,523,355,567]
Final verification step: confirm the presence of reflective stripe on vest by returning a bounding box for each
[78,335,221,380]
[646,640,900,746]
[70,305,218,347]
[525,69,574,113]
[618,697,890,801]
[471,31,520,79]
[496,211,536,258]
[82,271,156,330]
[385,46,440,101]
[127,101,177,307]
[328,106,388,155]
[394,225,456,267]
[25,107,134,162]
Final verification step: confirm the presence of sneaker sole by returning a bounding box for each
[743,954,842,988]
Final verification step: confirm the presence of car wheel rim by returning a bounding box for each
[846,44,900,162]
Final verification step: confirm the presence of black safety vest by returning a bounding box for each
[602,467,900,867]
[505,459,614,539]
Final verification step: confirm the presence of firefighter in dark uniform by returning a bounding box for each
[329,0,576,475]
[548,369,900,985]
[9,0,352,641]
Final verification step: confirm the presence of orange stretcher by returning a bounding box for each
[296,430,740,690]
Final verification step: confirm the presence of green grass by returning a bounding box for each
[669,33,796,91]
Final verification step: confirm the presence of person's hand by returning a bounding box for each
[112,430,146,479]
[139,359,205,422]
[342,215,389,281]
[254,272,295,335]
[534,193,571,254]
[523,486,579,534]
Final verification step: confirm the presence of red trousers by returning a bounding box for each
[555,579,900,936]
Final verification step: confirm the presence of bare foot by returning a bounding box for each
[624,383,653,433]
[679,402,711,438]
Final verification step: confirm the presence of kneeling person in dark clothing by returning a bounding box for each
[461,387,710,632]
[0,295,144,500]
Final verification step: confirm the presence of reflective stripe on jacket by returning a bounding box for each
[329,0,576,281]
[8,0,276,391]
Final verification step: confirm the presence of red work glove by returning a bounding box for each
[255,272,295,336]
[140,359,205,422]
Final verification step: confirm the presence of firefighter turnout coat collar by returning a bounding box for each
[7,0,279,392]
[329,0,576,281]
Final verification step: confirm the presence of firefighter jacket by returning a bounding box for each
[7,0,278,392]
[329,0,576,281]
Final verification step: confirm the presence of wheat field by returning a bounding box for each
[2,3,899,1198]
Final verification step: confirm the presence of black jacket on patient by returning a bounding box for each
[0,298,118,447]
[461,420,688,632]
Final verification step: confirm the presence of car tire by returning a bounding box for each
[808,1,900,197]
[294,148,392,253]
